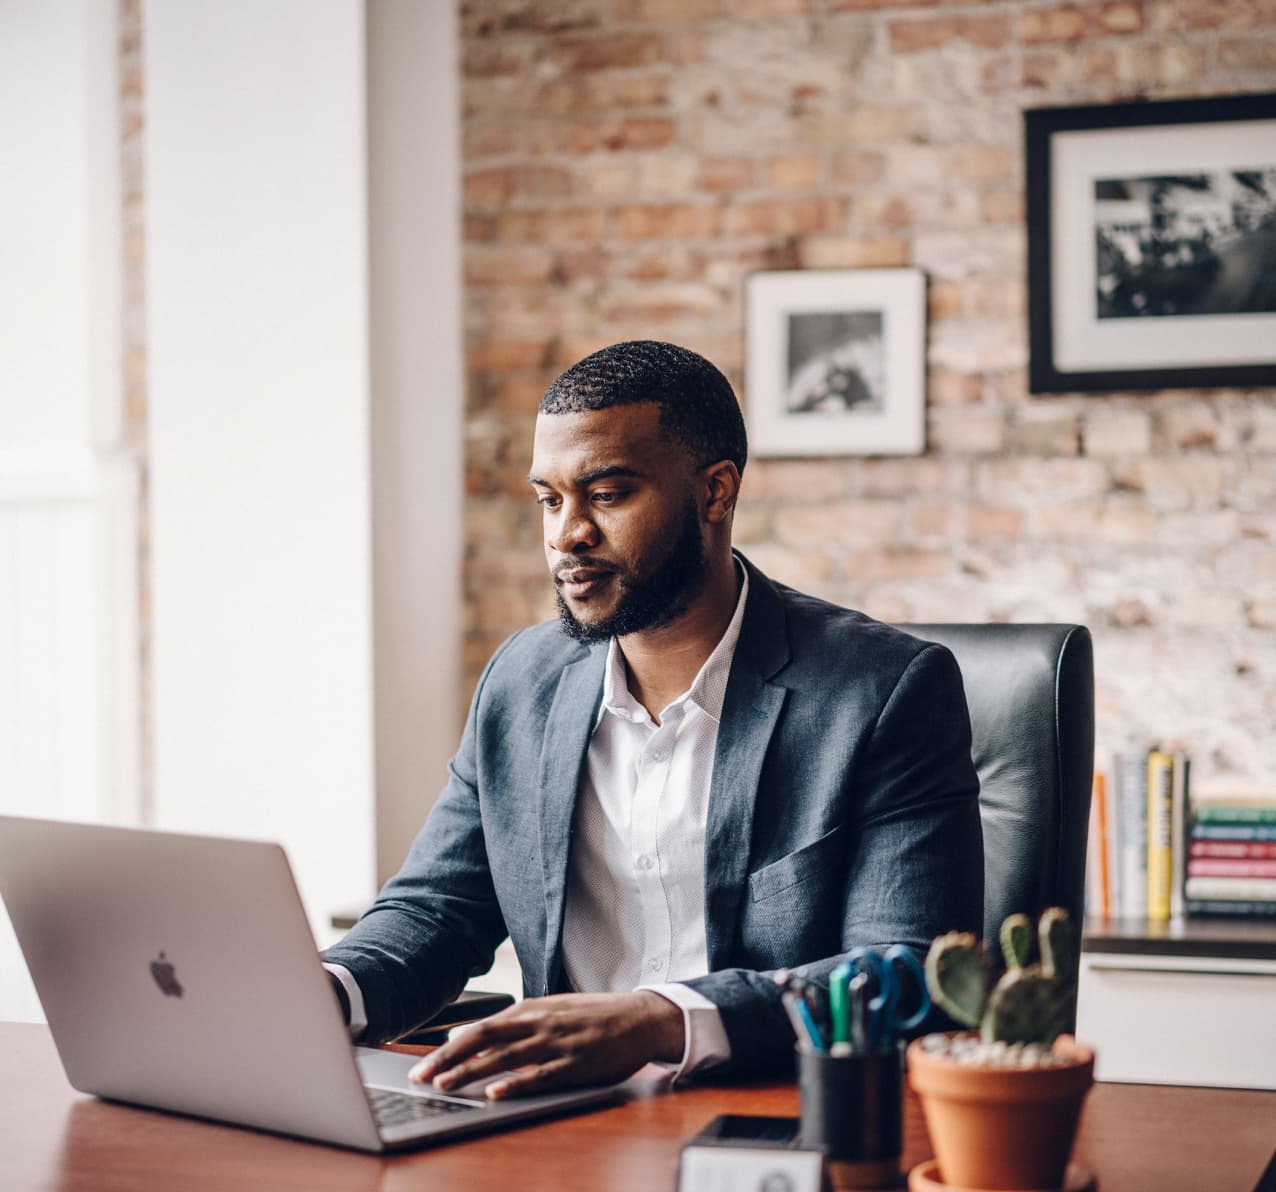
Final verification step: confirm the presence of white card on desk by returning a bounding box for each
[678,1143,826,1192]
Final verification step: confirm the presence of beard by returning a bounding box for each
[555,499,708,645]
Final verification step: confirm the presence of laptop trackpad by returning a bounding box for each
[355,1046,507,1102]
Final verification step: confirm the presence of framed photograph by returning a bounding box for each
[1026,92,1276,393]
[745,268,925,457]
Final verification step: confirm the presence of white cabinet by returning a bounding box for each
[1077,919,1276,1091]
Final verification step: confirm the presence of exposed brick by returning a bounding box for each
[799,106,919,143]
[1150,0,1271,31]
[852,458,963,497]
[981,190,1024,224]
[453,0,1276,788]
[929,368,983,406]
[831,0,939,8]
[886,146,949,188]
[929,407,1006,454]
[845,549,950,583]
[1021,2,1144,44]
[734,0,812,15]
[563,115,678,153]
[830,150,887,186]
[775,501,901,546]
[1032,499,1159,542]
[1157,407,1219,452]
[700,156,756,192]
[464,248,557,287]
[766,153,823,190]
[611,202,723,239]
[1010,406,1082,456]
[534,74,672,115]
[464,167,513,206]
[741,543,836,586]
[1218,33,1276,72]
[553,33,669,73]
[462,42,532,78]
[580,158,638,197]
[466,339,553,374]
[496,207,605,245]
[796,236,910,269]
[748,460,849,501]
[597,283,722,323]
[614,0,724,21]
[728,195,846,237]
[888,14,1011,54]
[956,145,1015,184]
[637,154,700,195]
[1082,408,1152,456]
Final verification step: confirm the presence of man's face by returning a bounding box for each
[528,403,709,644]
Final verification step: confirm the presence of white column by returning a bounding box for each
[366,1,464,886]
[145,0,375,935]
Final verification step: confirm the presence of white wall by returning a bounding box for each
[0,0,135,1022]
[366,1,463,886]
[145,0,375,938]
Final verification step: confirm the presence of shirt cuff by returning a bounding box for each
[322,962,368,1040]
[639,983,731,1081]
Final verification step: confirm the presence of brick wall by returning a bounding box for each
[459,0,1276,783]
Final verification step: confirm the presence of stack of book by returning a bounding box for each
[1185,793,1276,919]
[1087,747,1191,921]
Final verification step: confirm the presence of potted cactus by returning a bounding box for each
[906,908,1095,1192]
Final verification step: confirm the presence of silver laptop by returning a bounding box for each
[0,816,618,1151]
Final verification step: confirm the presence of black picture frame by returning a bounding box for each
[1026,92,1276,394]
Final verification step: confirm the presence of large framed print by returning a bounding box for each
[745,268,925,457]
[1026,92,1276,393]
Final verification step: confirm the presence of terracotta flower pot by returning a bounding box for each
[906,1033,1095,1191]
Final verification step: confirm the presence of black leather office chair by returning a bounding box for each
[901,624,1095,946]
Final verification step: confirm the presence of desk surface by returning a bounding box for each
[4,1023,1273,1192]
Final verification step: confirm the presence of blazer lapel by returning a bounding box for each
[537,646,606,993]
[704,558,791,969]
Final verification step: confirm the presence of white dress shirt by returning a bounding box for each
[560,567,748,1078]
[328,568,749,1079]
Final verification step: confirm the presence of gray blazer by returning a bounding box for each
[322,556,983,1075]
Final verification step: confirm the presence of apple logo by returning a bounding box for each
[150,951,184,998]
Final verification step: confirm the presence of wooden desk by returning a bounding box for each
[4,1023,1273,1192]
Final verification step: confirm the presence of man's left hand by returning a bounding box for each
[408,990,685,1099]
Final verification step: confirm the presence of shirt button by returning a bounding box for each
[650,749,668,763]
[647,958,661,973]
[638,854,654,870]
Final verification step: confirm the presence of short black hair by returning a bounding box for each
[539,340,747,473]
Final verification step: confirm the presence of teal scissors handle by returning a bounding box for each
[846,944,930,1050]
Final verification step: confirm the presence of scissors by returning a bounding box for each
[836,945,931,1052]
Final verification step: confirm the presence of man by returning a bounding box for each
[322,340,982,1099]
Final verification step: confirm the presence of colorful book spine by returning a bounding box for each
[1095,771,1111,919]
[1116,751,1147,918]
[1188,859,1276,878]
[1169,752,1190,919]
[1146,750,1174,920]
[1185,899,1276,918]
[1184,876,1276,901]
[1194,804,1276,825]
[1193,824,1276,842]
[1190,841,1276,859]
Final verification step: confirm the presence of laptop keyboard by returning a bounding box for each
[368,1086,485,1129]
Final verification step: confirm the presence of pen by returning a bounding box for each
[774,970,827,1052]
[849,969,870,1055]
[829,961,853,1049]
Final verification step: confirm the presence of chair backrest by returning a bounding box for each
[900,624,1095,947]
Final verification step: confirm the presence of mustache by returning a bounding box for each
[552,560,619,584]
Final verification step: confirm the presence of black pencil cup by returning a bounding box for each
[798,1046,902,1189]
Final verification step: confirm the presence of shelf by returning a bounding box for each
[1082,915,1276,961]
